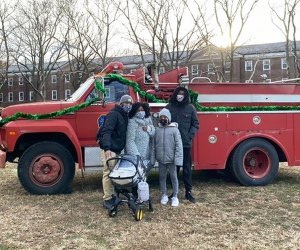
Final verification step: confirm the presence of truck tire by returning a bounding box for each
[231,138,279,186]
[18,141,75,195]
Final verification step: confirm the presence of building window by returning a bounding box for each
[29,91,34,101]
[19,77,24,85]
[0,93,3,102]
[8,78,13,86]
[263,59,271,71]
[64,74,70,83]
[19,92,24,101]
[245,61,253,71]
[191,65,198,75]
[65,89,71,99]
[208,63,214,74]
[52,90,57,100]
[225,62,231,72]
[52,75,57,84]
[8,92,13,102]
[28,76,32,83]
[281,58,288,70]
[159,67,165,74]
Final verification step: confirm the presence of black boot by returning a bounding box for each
[185,191,196,203]
[103,196,116,210]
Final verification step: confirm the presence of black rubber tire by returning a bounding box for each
[18,141,75,195]
[108,207,118,217]
[231,138,279,186]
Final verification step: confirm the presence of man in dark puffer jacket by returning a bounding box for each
[166,86,199,203]
[96,94,133,209]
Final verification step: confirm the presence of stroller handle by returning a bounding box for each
[106,154,144,177]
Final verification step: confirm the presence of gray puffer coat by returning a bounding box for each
[153,122,183,166]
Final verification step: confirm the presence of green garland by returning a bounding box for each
[1,74,300,127]
[0,98,99,126]
[105,74,166,103]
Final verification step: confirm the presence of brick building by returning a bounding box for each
[187,41,300,83]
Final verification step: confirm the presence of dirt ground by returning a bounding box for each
[0,163,299,250]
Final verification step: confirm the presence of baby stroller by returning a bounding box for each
[106,154,153,221]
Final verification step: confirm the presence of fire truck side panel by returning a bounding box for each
[192,112,295,170]
[292,114,300,165]
[192,113,227,169]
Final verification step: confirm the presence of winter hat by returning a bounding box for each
[119,95,133,104]
[159,108,171,121]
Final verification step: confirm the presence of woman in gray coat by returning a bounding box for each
[126,102,155,160]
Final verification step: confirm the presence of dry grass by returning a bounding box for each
[0,163,300,250]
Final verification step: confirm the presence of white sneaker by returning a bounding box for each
[160,194,168,205]
[171,197,179,207]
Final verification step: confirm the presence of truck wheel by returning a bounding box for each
[231,138,279,186]
[18,141,75,195]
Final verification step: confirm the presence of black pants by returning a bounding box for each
[177,147,192,192]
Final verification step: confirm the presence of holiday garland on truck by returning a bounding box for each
[1,74,300,126]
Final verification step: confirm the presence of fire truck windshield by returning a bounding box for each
[66,78,95,101]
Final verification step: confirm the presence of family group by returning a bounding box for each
[96,86,199,209]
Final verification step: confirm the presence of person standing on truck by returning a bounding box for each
[166,86,199,203]
[96,94,133,209]
[126,102,155,160]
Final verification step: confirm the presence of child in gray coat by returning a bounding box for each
[153,108,183,207]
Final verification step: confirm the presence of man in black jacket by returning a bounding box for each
[97,94,133,209]
[166,86,199,203]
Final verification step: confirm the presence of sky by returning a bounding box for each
[210,0,300,47]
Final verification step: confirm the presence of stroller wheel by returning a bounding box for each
[108,206,118,217]
[134,208,143,221]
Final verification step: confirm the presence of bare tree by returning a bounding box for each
[115,0,206,77]
[60,0,97,90]
[214,0,259,82]
[270,0,300,78]
[0,1,17,90]
[85,0,121,68]
[10,0,67,101]
[59,0,121,90]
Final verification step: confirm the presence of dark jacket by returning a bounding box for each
[96,105,129,154]
[166,87,199,148]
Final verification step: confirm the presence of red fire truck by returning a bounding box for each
[0,61,300,194]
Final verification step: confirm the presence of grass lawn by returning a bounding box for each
[0,163,299,250]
